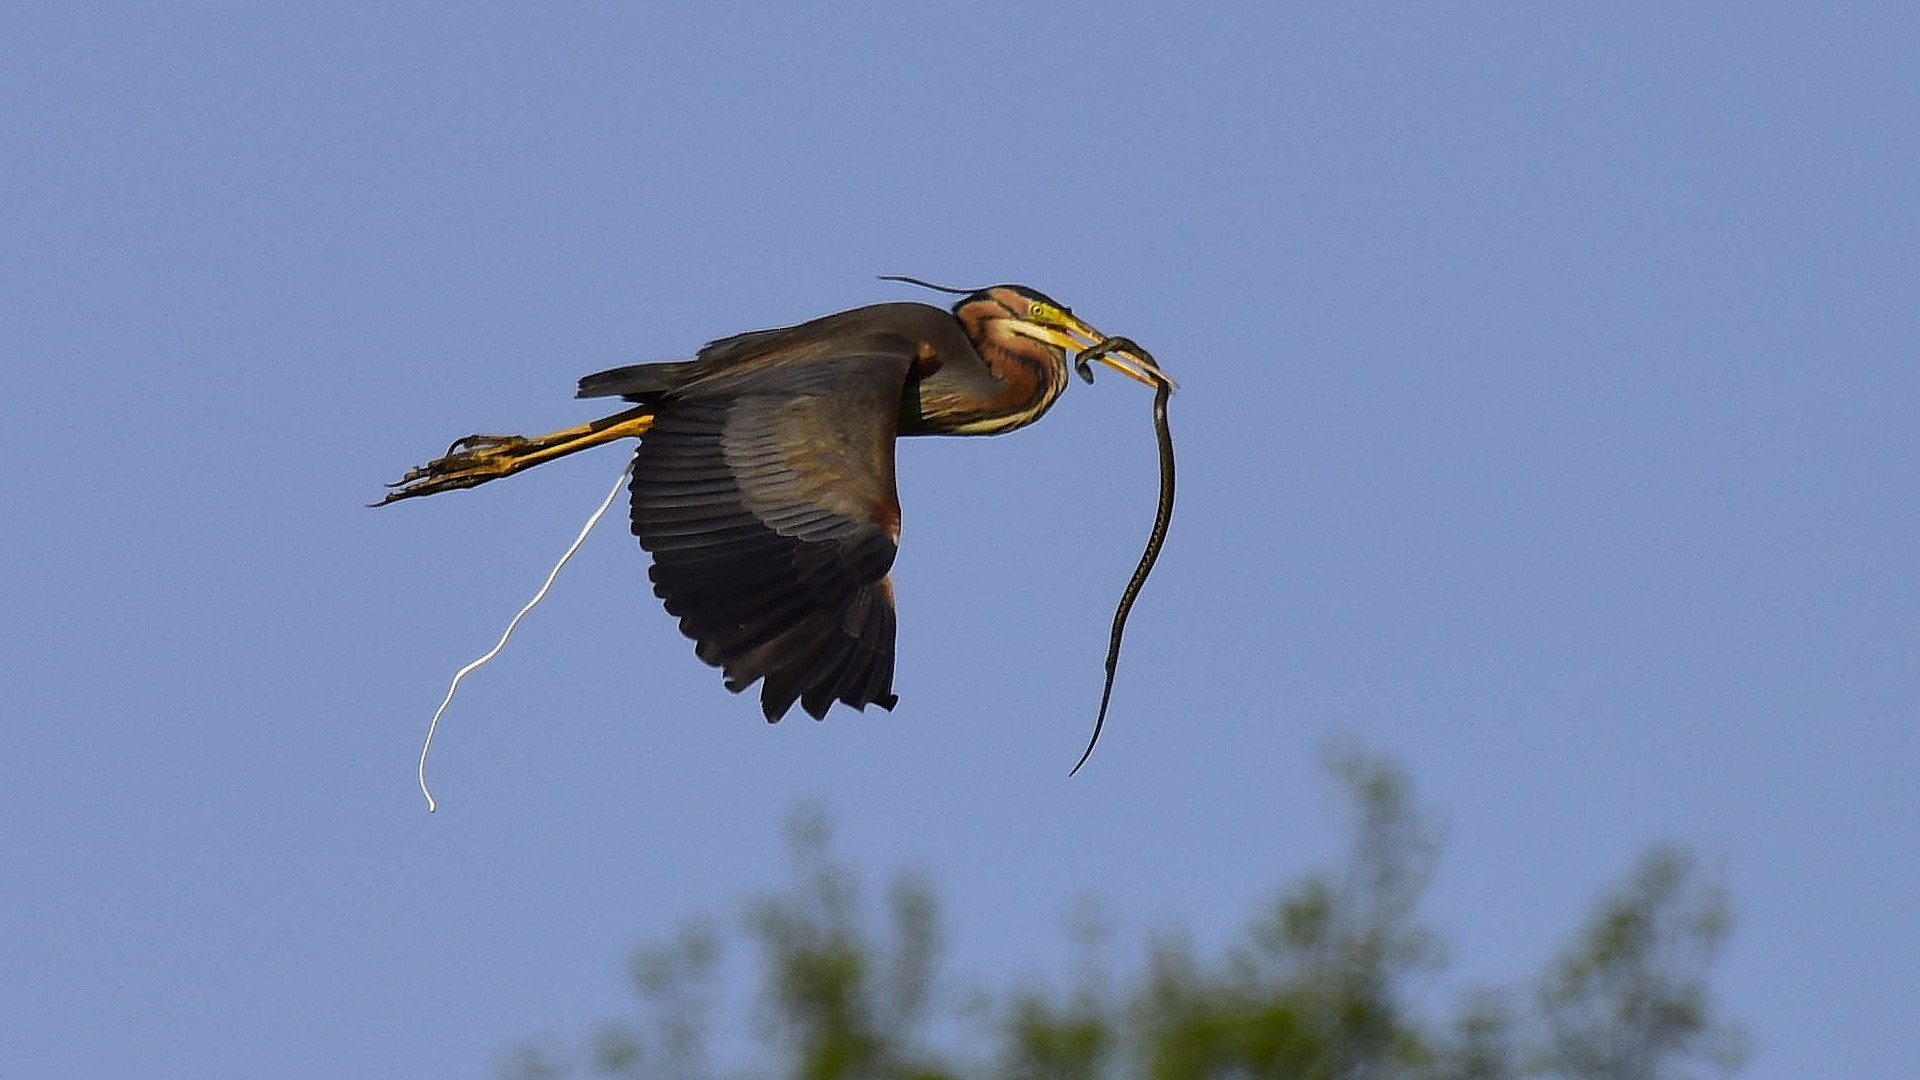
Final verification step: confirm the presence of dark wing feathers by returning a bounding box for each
[624,351,913,721]
[576,357,704,400]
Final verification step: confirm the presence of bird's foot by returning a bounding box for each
[375,434,538,505]
[373,407,656,508]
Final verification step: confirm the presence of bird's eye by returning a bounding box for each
[1029,301,1062,324]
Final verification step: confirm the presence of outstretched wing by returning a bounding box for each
[626,352,913,721]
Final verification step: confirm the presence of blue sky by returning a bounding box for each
[3,3,1914,1076]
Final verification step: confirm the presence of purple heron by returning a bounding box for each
[380,283,1170,727]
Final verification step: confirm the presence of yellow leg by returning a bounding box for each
[376,406,655,505]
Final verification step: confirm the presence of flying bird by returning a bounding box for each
[379,282,1170,724]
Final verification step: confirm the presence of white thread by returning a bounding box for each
[418,464,632,812]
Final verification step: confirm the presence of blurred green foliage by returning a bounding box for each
[502,750,1744,1080]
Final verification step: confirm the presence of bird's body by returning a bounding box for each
[380,285,1168,723]
[580,300,1072,437]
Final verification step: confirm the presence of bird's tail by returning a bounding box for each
[375,406,655,506]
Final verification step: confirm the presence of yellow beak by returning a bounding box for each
[1015,314,1175,390]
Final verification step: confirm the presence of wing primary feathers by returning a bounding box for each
[619,349,913,721]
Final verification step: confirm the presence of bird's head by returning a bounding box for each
[879,276,1172,389]
[954,284,1173,389]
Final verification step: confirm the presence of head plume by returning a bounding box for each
[877,274,985,296]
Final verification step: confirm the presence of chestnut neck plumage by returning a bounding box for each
[909,294,1062,435]
[965,320,1070,432]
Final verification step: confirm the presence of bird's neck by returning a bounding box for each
[969,332,1069,433]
